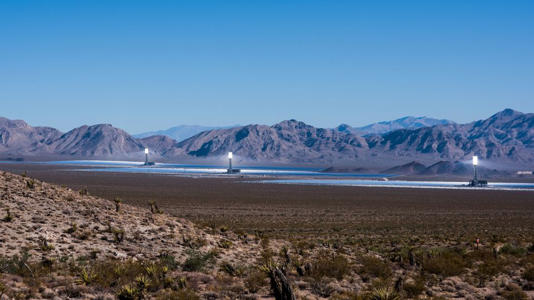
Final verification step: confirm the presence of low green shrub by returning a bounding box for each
[182,250,216,272]
[245,269,267,293]
[358,256,392,280]
[423,249,467,276]
[500,283,528,300]
[403,277,425,298]
[309,253,350,280]
[500,244,527,257]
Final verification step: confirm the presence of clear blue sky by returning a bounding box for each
[1,1,533,133]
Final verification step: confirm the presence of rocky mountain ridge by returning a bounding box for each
[337,116,454,136]
[1,109,532,169]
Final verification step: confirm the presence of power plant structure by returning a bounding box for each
[144,148,155,166]
[227,152,240,174]
[468,156,487,187]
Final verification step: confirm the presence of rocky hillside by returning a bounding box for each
[48,124,145,158]
[0,117,62,157]
[0,171,265,298]
[2,171,534,299]
[0,121,177,160]
[138,135,177,157]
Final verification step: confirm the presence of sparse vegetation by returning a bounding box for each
[500,243,527,257]
[25,179,35,189]
[402,276,426,298]
[358,256,392,280]
[422,248,467,276]
[499,283,528,300]
[79,187,89,195]
[149,200,162,214]
[368,285,400,300]
[182,250,216,272]
[245,269,267,293]
[114,197,122,212]
[112,228,125,243]
[309,252,350,280]
[0,169,533,299]
[38,237,54,252]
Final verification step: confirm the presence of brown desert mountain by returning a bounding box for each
[1,109,533,170]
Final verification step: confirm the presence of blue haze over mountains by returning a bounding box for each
[135,117,454,142]
[0,109,533,172]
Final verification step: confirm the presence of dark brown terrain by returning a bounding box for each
[1,163,534,244]
[2,163,534,299]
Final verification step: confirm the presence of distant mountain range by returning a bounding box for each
[134,125,237,142]
[337,116,454,136]
[136,117,453,141]
[1,109,533,173]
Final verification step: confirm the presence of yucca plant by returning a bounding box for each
[117,284,138,300]
[78,267,96,285]
[135,274,151,291]
[144,264,158,277]
[369,286,400,300]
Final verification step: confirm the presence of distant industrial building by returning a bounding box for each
[227,152,241,174]
[144,148,155,166]
[468,156,487,187]
[517,171,533,175]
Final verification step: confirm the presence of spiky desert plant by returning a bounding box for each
[369,286,400,300]
[78,267,96,285]
[114,197,122,212]
[112,228,125,243]
[25,179,35,189]
[135,275,151,291]
[260,260,296,300]
[117,284,138,300]
[177,277,187,289]
[149,200,162,214]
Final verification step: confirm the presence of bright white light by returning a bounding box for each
[473,156,478,166]
[228,152,233,159]
[145,148,149,154]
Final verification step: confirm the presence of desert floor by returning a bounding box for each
[2,163,533,244]
[2,163,534,299]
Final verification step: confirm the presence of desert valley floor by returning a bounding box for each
[1,163,534,299]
